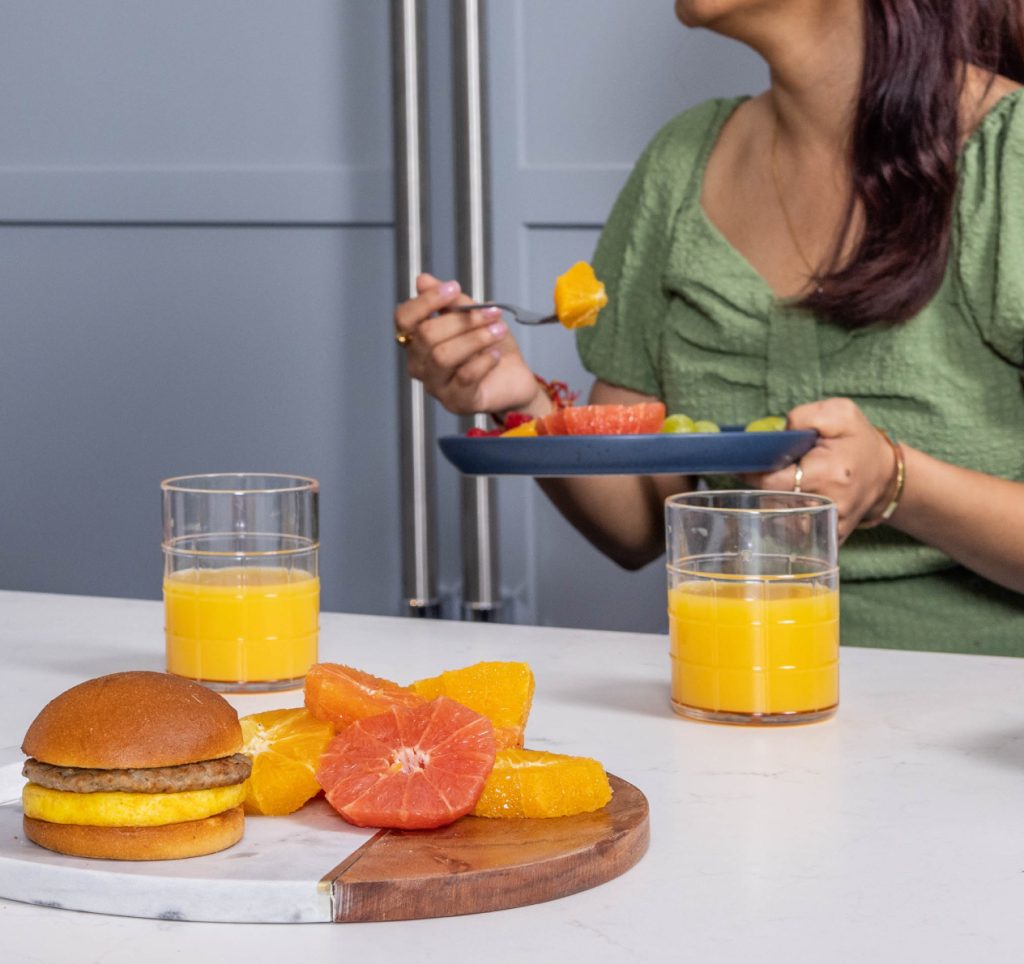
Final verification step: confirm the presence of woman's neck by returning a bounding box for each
[719,1,864,153]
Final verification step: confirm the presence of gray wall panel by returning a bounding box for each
[0,1,387,166]
[0,224,400,614]
[0,0,391,222]
[0,1,401,618]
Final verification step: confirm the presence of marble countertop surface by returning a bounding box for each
[1,589,1023,963]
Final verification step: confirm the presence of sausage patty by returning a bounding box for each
[23,753,252,794]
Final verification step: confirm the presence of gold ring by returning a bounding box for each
[792,462,804,493]
[395,330,411,346]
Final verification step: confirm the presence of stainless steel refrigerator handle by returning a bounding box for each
[392,0,441,618]
[453,0,502,622]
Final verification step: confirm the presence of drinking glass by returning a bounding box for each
[162,473,319,692]
[665,491,839,725]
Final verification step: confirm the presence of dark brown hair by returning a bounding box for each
[800,0,1024,328]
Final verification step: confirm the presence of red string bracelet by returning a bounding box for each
[488,375,578,430]
[533,374,578,410]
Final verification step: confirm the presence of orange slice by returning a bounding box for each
[500,419,537,437]
[553,262,607,329]
[304,663,425,729]
[473,748,612,818]
[411,661,535,749]
[240,708,334,816]
[316,697,496,829]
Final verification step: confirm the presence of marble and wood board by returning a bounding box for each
[0,761,648,924]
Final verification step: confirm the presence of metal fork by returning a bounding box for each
[449,302,558,325]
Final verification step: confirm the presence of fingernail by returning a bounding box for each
[440,280,460,297]
[482,306,503,319]
[488,320,507,337]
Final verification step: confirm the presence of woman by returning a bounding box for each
[394,0,1024,654]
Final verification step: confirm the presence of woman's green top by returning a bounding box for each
[577,92,1024,656]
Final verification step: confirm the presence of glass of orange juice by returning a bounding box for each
[666,491,838,725]
[161,473,319,692]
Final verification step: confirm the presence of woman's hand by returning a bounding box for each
[394,273,544,418]
[743,398,895,541]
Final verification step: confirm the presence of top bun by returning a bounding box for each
[22,671,242,769]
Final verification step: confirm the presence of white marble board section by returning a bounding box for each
[0,760,375,923]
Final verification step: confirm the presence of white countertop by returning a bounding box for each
[1,589,1022,962]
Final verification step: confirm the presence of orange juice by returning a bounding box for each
[669,580,838,721]
[164,567,319,684]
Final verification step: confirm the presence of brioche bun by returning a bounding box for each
[22,671,242,769]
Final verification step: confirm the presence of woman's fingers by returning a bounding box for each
[419,314,505,374]
[787,398,862,437]
[748,460,804,492]
[395,273,540,416]
[450,348,503,404]
[417,306,504,353]
[416,272,441,294]
[394,277,462,334]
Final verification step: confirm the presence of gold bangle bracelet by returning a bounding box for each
[859,428,906,529]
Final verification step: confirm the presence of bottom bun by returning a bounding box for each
[24,806,245,861]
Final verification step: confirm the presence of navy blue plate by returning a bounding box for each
[439,428,817,477]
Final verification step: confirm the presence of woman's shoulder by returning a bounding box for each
[959,78,1024,178]
[962,70,1023,140]
[956,79,1024,366]
[638,96,748,174]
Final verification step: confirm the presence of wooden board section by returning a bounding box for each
[324,774,649,922]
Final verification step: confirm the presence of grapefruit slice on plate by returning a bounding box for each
[316,697,497,830]
[543,402,666,436]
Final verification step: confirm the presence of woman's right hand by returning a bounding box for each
[394,273,545,418]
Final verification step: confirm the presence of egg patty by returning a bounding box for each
[22,781,247,827]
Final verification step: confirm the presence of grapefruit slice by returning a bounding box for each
[535,409,567,436]
[542,402,666,436]
[304,663,425,729]
[624,402,666,433]
[316,697,497,830]
[562,406,604,435]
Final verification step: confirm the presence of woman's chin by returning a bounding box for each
[674,0,756,29]
[674,0,707,27]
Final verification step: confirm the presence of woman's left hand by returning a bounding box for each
[742,398,895,542]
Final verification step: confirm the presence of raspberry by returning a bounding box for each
[502,412,534,430]
[466,426,503,438]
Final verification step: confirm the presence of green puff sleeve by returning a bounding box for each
[576,100,732,397]
[956,90,1024,368]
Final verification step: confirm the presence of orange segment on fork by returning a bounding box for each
[553,262,607,329]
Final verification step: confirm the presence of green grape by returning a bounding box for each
[693,420,720,433]
[661,414,697,433]
[745,415,787,432]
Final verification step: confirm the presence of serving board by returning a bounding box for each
[0,759,648,924]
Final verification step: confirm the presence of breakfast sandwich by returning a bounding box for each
[21,670,251,860]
